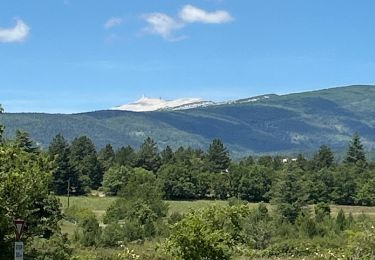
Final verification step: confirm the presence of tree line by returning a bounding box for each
[45,131,375,207]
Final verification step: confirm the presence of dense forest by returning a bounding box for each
[2,104,375,259]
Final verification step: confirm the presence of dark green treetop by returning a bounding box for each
[313,145,335,170]
[15,130,40,154]
[345,133,366,166]
[206,138,230,173]
[48,134,83,195]
[136,137,161,172]
[115,145,136,167]
[70,136,103,190]
[98,144,115,171]
[160,145,174,165]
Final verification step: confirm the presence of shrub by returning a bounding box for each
[26,234,72,260]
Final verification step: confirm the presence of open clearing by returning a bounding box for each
[58,196,375,220]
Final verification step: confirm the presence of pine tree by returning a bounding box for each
[313,145,334,169]
[98,144,115,171]
[336,209,346,231]
[136,137,161,172]
[239,155,255,167]
[206,138,230,173]
[15,130,39,154]
[345,133,366,165]
[49,134,83,195]
[161,145,174,165]
[115,145,136,167]
[271,169,308,223]
[70,136,103,190]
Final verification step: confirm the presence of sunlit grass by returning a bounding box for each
[58,196,375,217]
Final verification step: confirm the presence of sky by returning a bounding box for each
[1,0,375,113]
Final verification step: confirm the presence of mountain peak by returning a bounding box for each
[112,96,212,112]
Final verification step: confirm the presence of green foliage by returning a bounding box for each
[26,233,72,260]
[14,129,40,154]
[157,163,198,200]
[356,177,375,206]
[331,166,357,205]
[296,210,317,238]
[336,209,347,231]
[102,165,132,195]
[271,169,308,223]
[346,225,375,258]
[345,133,367,166]
[70,136,104,190]
[313,145,335,170]
[136,137,161,172]
[64,205,95,224]
[305,168,334,203]
[258,240,319,258]
[257,155,273,168]
[168,212,184,225]
[81,215,101,246]
[160,145,174,165]
[115,145,136,167]
[163,205,251,260]
[98,144,115,171]
[237,165,271,202]
[314,202,331,222]
[0,143,63,258]
[210,172,230,199]
[100,223,124,247]
[241,203,273,249]
[206,138,230,173]
[104,168,168,241]
[70,207,101,247]
[239,155,255,167]
[49,134,83,195]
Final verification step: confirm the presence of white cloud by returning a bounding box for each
[142,13,184,41]
[179,5,233,24]
[104,17,123,29]
[0,19,30,43]
[142,5,233,41]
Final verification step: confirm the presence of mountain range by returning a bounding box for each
[1,85,375,157]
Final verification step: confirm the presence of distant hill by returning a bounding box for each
[1,85,375,157]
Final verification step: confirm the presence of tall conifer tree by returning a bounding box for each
[345,133,366,165]
[49,134,83,195]
[206,138,230,173]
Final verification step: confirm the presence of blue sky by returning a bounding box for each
[1,0,375,113]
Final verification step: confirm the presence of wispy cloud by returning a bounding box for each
[104,17,123,29]
[179,5,233,24]
[142,13,184,41]
[0,19,30,43]
[142,5,233,41]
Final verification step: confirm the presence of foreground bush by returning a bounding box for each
[162,204,254,260]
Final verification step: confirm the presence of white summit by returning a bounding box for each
[112,96,214,112]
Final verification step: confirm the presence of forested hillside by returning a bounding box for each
[1,85,375,156]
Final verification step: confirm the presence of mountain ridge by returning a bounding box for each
[1,85,375,157]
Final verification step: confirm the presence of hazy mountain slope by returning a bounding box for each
[1,85,375,155]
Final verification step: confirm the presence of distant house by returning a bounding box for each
[282,158,298,163]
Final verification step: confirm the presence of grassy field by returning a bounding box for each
[58,196,375,258]
[58,196,375,217]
